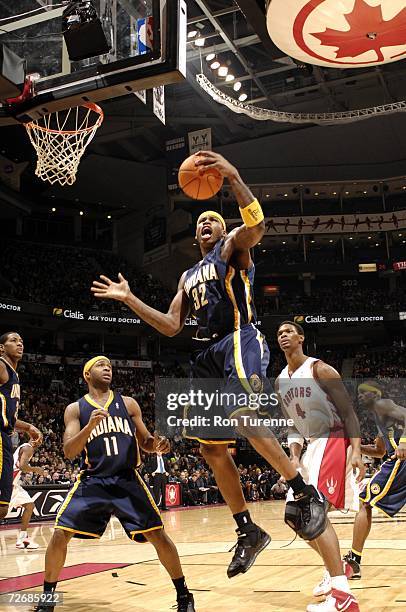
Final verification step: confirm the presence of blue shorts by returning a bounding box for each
[55,469,163,542]
[187,323,270,443]
[360,458,406,517]
[0,431,13,506]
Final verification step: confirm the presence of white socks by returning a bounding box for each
[331,575,350,593]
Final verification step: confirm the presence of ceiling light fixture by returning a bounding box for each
[194,37,205,47]
[225,73,234,82]
[233,81,242,92]
[238,93,247,102]
[188,30,198,39]
[210,59,220,70]
[206,53,215,62]
[218,65,228,77]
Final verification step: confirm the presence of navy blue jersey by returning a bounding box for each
[374,409,403,455]
[79,391,140,477]
[183,239,257,339]
[0,357,21,434]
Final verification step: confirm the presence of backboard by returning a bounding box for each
[0,0,186,125]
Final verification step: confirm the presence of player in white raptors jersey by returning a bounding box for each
[7,439,43,548]
[276,321,365,612]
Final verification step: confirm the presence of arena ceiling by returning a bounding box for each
[88,0,406,162]
[1,1,406,191]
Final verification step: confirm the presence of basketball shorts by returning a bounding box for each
[287,435,359,511]
[187,323,271,444]
[0,431,13,506]
[8,482,33,510]
[55,469,163,542]
[359,458,406,517]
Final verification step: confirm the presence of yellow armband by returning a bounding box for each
[240,199,264,228]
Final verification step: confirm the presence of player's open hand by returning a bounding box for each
[352,451,366,482]
[153,431,170,454]
[88,409,108,431]
[392,442,406,461]
[194,150,238,180]
[91,273,130,302]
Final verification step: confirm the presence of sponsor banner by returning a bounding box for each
[165,137,187,190]
[5,485,70,523]
[153,84,166,125]
[188,128,212,155]
[0,300,22,312]
[227,210,406,235]
[294,313,391,325]
[52,307,142,325]
[394,261,406,271]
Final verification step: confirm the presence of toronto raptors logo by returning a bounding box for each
[168,484,177,504]
[267,0,406,68]
[326,477,337,495]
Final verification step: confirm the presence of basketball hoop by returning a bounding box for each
[24,102,104,186]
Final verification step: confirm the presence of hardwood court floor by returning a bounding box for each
[1,501,405,611]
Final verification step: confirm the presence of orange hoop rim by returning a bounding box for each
[24,102,104,135]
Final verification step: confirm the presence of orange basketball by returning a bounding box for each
[178,154,223,200]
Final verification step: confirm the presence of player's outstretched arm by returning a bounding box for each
[18,445,44,475]
[91,272,189,337]
[195,150,265,250]
[14,419,43,445]
[63,402,107,460]
[313,361,366,482]
[124,396,170,454]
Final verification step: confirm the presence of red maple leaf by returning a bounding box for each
[311,0,406,62]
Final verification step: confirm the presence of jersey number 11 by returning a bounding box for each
[103,436,119,456]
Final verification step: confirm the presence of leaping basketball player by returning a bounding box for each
[92,150,329,579]
[34,356,195,612]
[276,321,364,612]
[0,332,43,520]
[8,437,44,549]
[343,381,406,579]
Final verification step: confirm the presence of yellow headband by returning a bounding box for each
[83,356,111,378]
[197,210,226,232]
[358,383,382,396]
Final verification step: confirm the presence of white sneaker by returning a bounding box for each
[313,570,332,597]
[307,589,359,611]
[16,538,39,550]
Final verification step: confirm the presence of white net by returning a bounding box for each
[24,103,104,186]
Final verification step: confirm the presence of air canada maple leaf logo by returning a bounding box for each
[311,0,406,62]
[267,0,406,68]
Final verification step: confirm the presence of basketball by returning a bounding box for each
[178,154,223,200]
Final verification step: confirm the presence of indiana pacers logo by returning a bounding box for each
[249,374,263,393]
[326,478,337,495]
[371,483,381,495]
[267,1,406,69]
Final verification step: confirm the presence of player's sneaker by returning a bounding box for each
[33,606,54,612]
[227,524,271,578]
[176,593,195,611]
[306,589,359,611]
[288,485,329,540]
[313,570,332,597]
[16,538,39,549]
[343,552,361,579]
